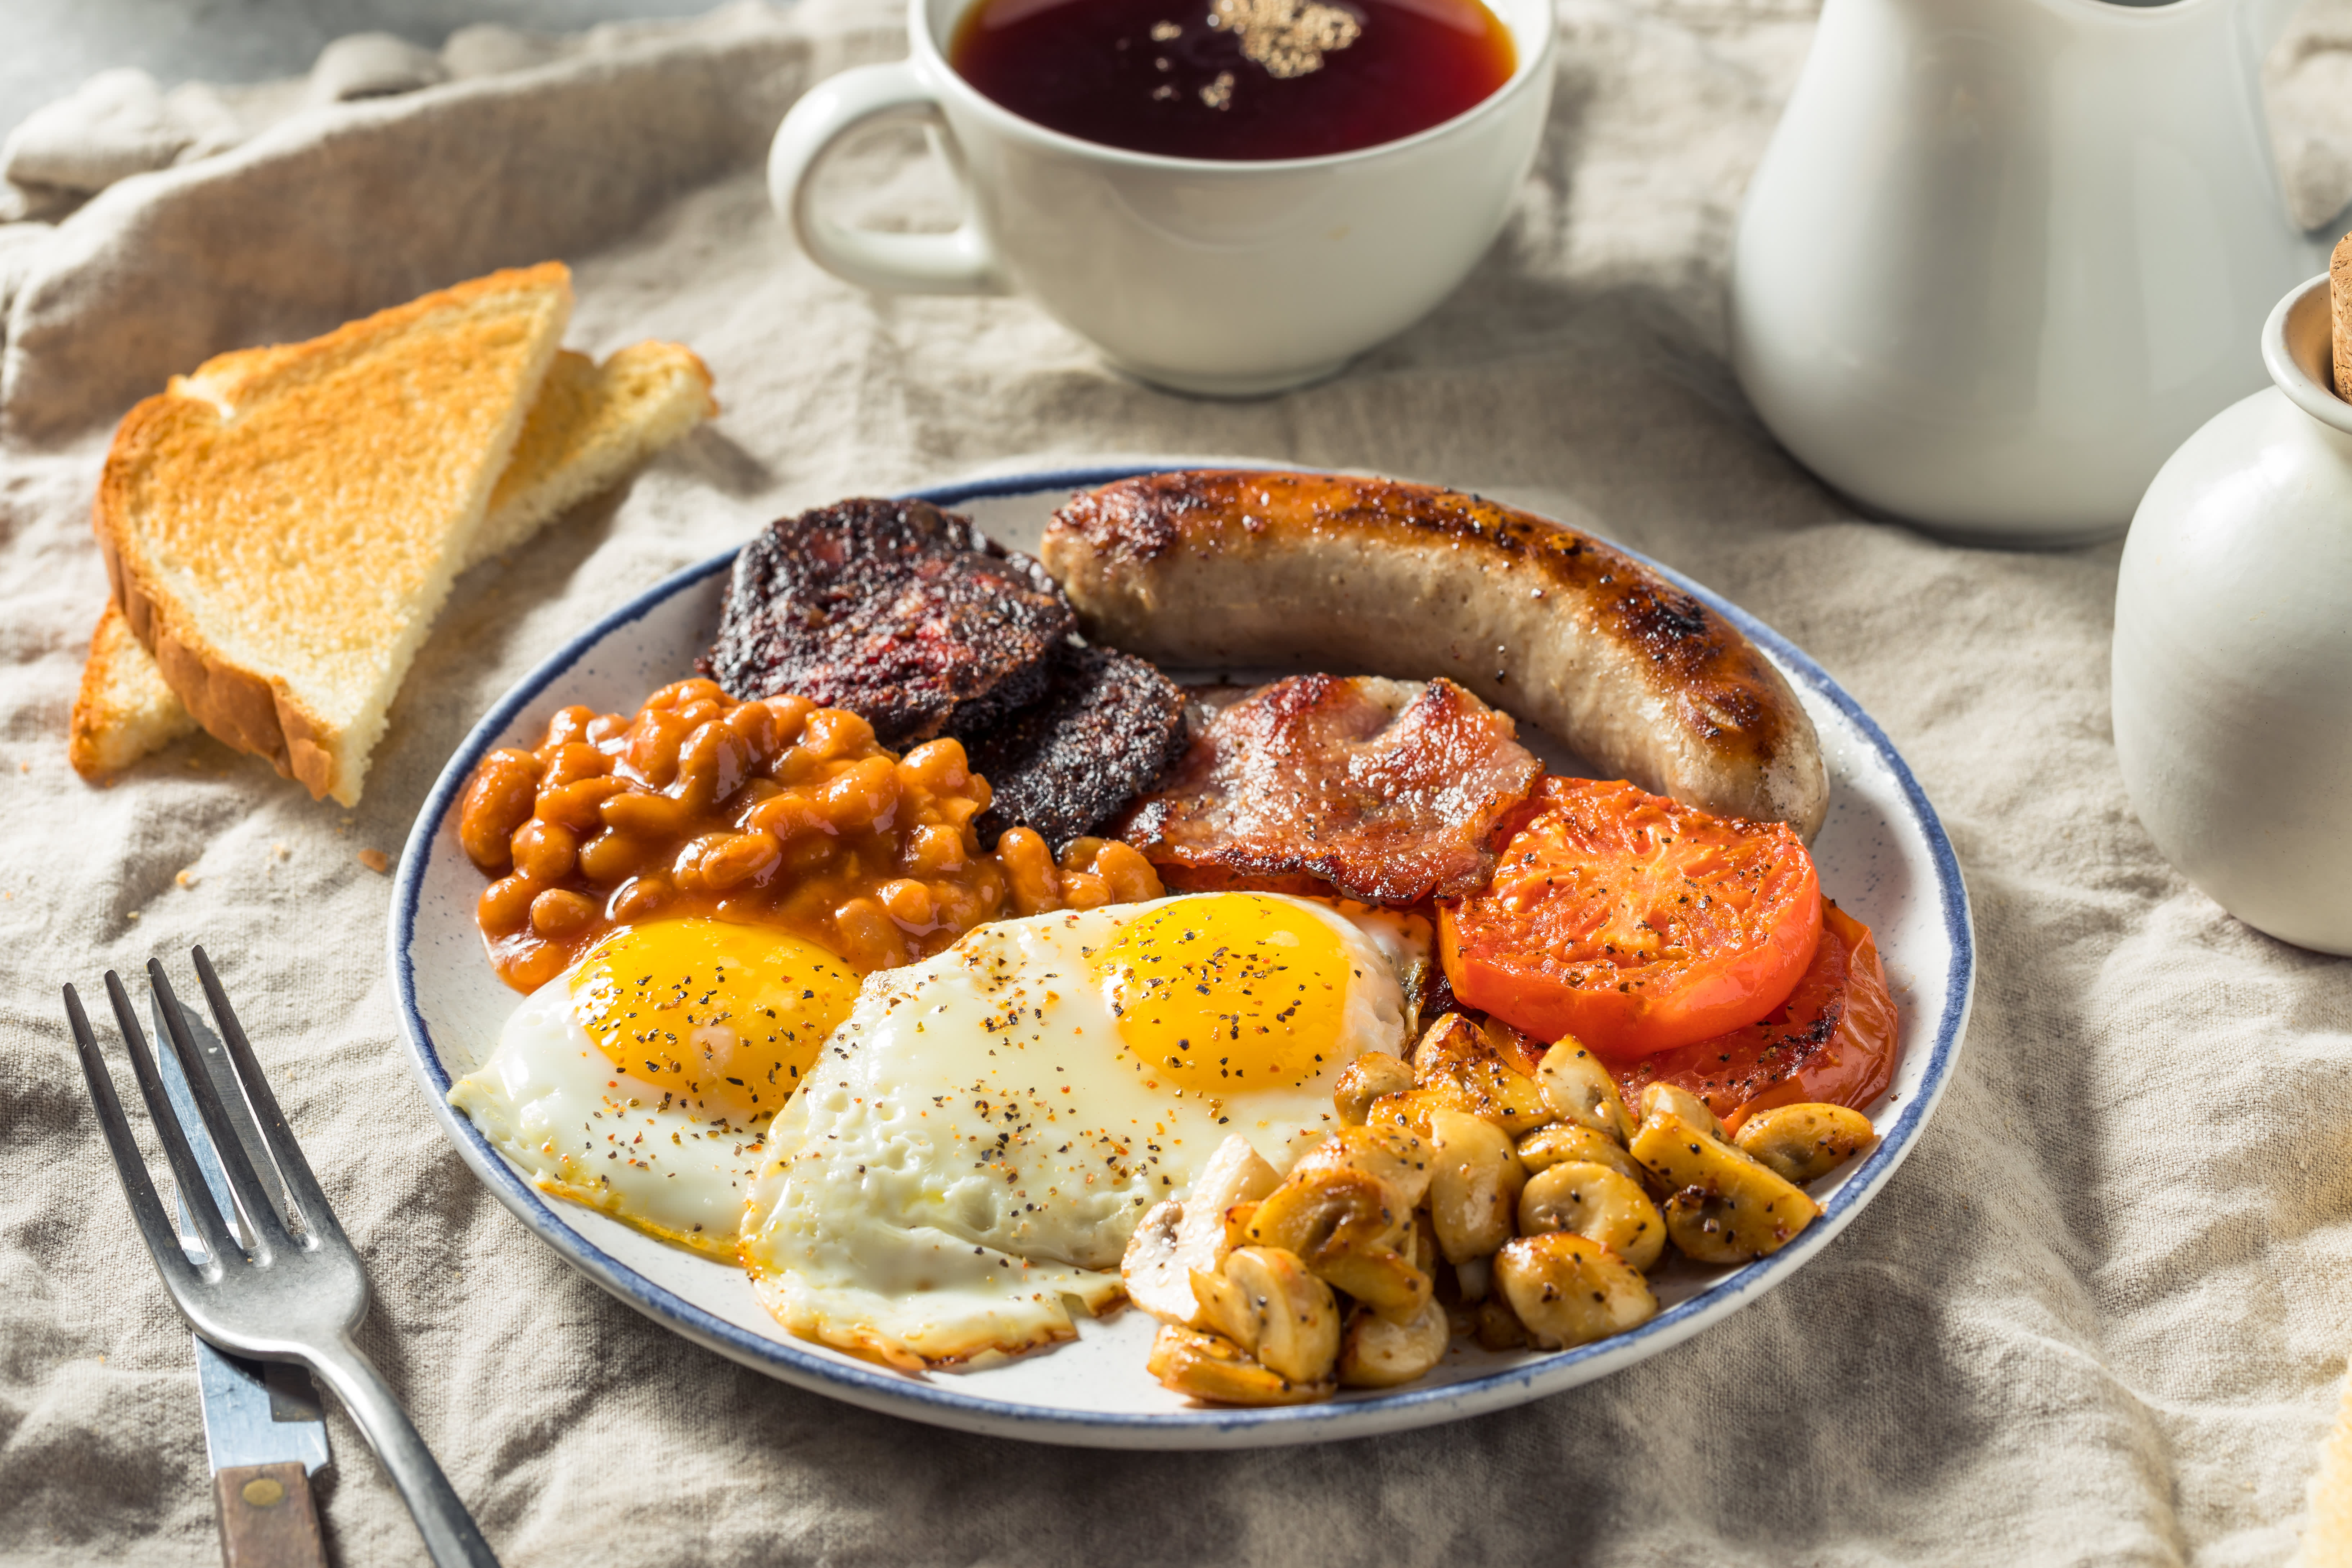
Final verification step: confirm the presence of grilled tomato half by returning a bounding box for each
[1437,777,1821,1060]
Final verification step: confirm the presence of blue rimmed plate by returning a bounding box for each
[389,463,1973,1448]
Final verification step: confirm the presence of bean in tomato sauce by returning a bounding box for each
[459,677,1164,990]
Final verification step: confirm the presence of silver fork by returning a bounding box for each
[65,950,500,1568]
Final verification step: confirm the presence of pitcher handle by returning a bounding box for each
[766,60,1006,296]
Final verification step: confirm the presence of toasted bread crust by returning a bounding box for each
[94,262,573,805]
[472,339,715,563]
[68,601,200,778]
[98,393,339,794]
[73,331,712,782]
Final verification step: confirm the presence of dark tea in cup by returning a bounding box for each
[948,0,1516,161]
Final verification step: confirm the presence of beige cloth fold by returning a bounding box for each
[6,1,2352,1562]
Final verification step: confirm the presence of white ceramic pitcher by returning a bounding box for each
[1730,0,2320,545]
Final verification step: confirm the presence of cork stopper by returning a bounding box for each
[2333,230,2352,398]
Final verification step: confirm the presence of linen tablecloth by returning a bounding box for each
[8,1,2352,1561]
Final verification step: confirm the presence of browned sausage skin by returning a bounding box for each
[1040,471,1828,838]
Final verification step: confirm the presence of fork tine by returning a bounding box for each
[101,971,244,1266]
[67,983,209,1283]
[147,960,295,1255]
[190,947,350,1250]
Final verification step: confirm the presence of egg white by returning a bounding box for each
[738,893,1416,1369]
[450,972,776,1260]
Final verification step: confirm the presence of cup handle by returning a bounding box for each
[767,60,1005,296]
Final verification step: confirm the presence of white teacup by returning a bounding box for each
[766,0,1556,396]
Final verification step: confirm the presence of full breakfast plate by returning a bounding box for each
[390,462,1973,1448]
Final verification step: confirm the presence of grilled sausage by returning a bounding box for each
[1039,471,1827,838]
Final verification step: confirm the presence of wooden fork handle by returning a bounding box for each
[214,1461,325,1568]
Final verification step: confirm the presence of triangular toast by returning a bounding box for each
[94,263,573,806]
[69,338,715,783]
[473,340,715,562]
[68,601,202,778]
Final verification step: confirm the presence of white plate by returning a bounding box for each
[389,464,1974,1449]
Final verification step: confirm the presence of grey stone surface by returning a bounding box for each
[1,0,726,140]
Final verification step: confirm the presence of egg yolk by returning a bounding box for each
[571,918,861,1124]
[1090,895,1352,1095]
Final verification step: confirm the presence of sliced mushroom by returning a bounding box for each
[1411,1013,1554,1134]
[1733,1102,1875,1183]
[1286,1122,1436,1210]
[1338,1298,1451,1387]
[1118,1133,1280,1326]
[1478,1015,1550,1072]
[1147,1323,1334,1406]
[1121,1199,1191,1325]
[1189,1246,1341,1385]
[1410,1011,1485,1076]
[1535,1040,1637,1144]
[1407,1209,1439,1276]
[1494,1233,1658,1350]
[1663,1187,1757,1265]
[1516,1122,1648,1186]
[1189,1263,1253,1347]
[1368,1086,1450,1145]
[1518,1160,1665,1271]
[1425,1108,1526,1265]
[1245,1162,1432,1322]
[1637,1082,1728,1142]
[1244,1164,1400,1255]
[1631,1108,1821,1262]
[1333,1051,1416,1126]
[1471,1292,1532,1352]
[1191,1133,1284,1222]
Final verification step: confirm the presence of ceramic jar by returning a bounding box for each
[2112,275,2352,954]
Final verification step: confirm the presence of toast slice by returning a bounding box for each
[70,335,715,784]
[68,601,202,778]
[95,263,573,806]
[471,340,716,564]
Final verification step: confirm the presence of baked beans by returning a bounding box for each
[459,678,1164,991]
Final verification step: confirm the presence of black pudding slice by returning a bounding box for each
[700,497,1074,747]
[967,644,1190,849]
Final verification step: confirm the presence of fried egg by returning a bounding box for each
[738,891,1419,1368]
[449,916,862,1259]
